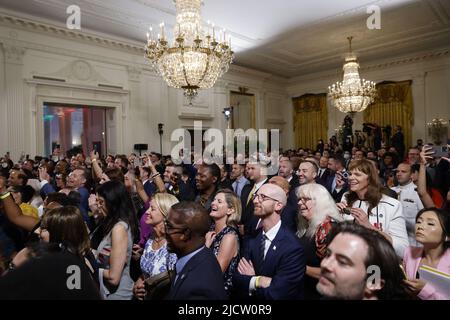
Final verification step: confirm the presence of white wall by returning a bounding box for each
[287,48,450,147]
[0,15,290,161]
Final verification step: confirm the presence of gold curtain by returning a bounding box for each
[292,93,328,150]
[363,80,413,150]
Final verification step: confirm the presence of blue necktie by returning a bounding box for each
[258,233,267,273]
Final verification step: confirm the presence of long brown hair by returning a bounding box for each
[40,206,91,257]
[345,159,383,214]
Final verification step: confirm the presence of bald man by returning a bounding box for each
[233,184,306,300]
[166,202,227,300]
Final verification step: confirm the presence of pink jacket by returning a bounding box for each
[403,246,450,300]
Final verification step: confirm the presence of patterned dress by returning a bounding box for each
[211,226,240,295]
[140,239,177,278]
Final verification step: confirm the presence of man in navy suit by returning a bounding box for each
[166,201,227,300]
[233,184,306,300]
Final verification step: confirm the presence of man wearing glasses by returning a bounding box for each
[165,202,227,300]
[233,184,306,300]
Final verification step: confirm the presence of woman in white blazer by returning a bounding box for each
[337,159,409,258]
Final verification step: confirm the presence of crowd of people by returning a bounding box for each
[0,125,449,300]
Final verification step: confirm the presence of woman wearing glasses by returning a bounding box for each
[205,189,241,296]
[133,193,179,300]
[296,183,343,299]
[95,180,139,300]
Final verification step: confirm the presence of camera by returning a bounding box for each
[337,171,349,180]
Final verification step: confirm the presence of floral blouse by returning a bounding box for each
[140,239,177,278]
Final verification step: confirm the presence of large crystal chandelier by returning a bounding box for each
[328,37,377,115]
[145,0,233,103]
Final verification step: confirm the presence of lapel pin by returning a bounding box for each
[273,246,276,251]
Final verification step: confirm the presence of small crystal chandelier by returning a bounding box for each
[144,0,234,104]
[328,37,377,116]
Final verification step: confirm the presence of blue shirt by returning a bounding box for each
[174,246,205,284]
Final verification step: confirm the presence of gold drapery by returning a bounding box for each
[363,80,413,149]
[292,93,328,150]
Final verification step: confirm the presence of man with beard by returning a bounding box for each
[165,201,227,300]
[316,222,411,300]
[233,184,305,300]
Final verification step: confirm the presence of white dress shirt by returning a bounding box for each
[391,181,424,246]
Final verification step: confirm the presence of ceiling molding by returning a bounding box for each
[0,11,145,54]
[287,47,450,85]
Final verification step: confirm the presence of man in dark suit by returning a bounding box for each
[240,162,268,238]
[233,184,306,300]
[166,202,227,300]
[278,159,299,191]
[317,156,332,186]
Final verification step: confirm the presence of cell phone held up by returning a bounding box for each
[430,144,449,158]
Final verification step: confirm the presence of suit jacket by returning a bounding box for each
[143,180,156,197]
[316,168,332,186]
[240,180,269,237]
[281,188,298,234]
[324,175,348,202]
[288,175,300,192]
[233,225,306,300]
[167,247,227,300]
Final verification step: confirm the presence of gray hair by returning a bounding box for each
[295,183,343,238]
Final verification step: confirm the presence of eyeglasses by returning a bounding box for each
[253,193,280,203]
[164,220,187,234]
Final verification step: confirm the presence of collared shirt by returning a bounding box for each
[249,220,282,293]
[232,176,250,197]
[253,178,268,193]
[261,220,281,258]
[246,178,268,205]
[174,246,205,284]
[286,176,293,183]
[391,181,424,246]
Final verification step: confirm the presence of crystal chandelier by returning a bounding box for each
[144,0,234,103]
[328,37,377,115]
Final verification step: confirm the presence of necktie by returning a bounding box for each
[246,184,256,205]
[234,180,239,194]
[258,233,267,272]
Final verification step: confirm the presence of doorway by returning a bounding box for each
[43,103,108,158]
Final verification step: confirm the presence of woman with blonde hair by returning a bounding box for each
[205,189,241,296]
[296,183,343,299]
[133,193,179,300]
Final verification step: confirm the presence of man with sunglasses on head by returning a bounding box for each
[233,184,306,300]
[165,201,227,300]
